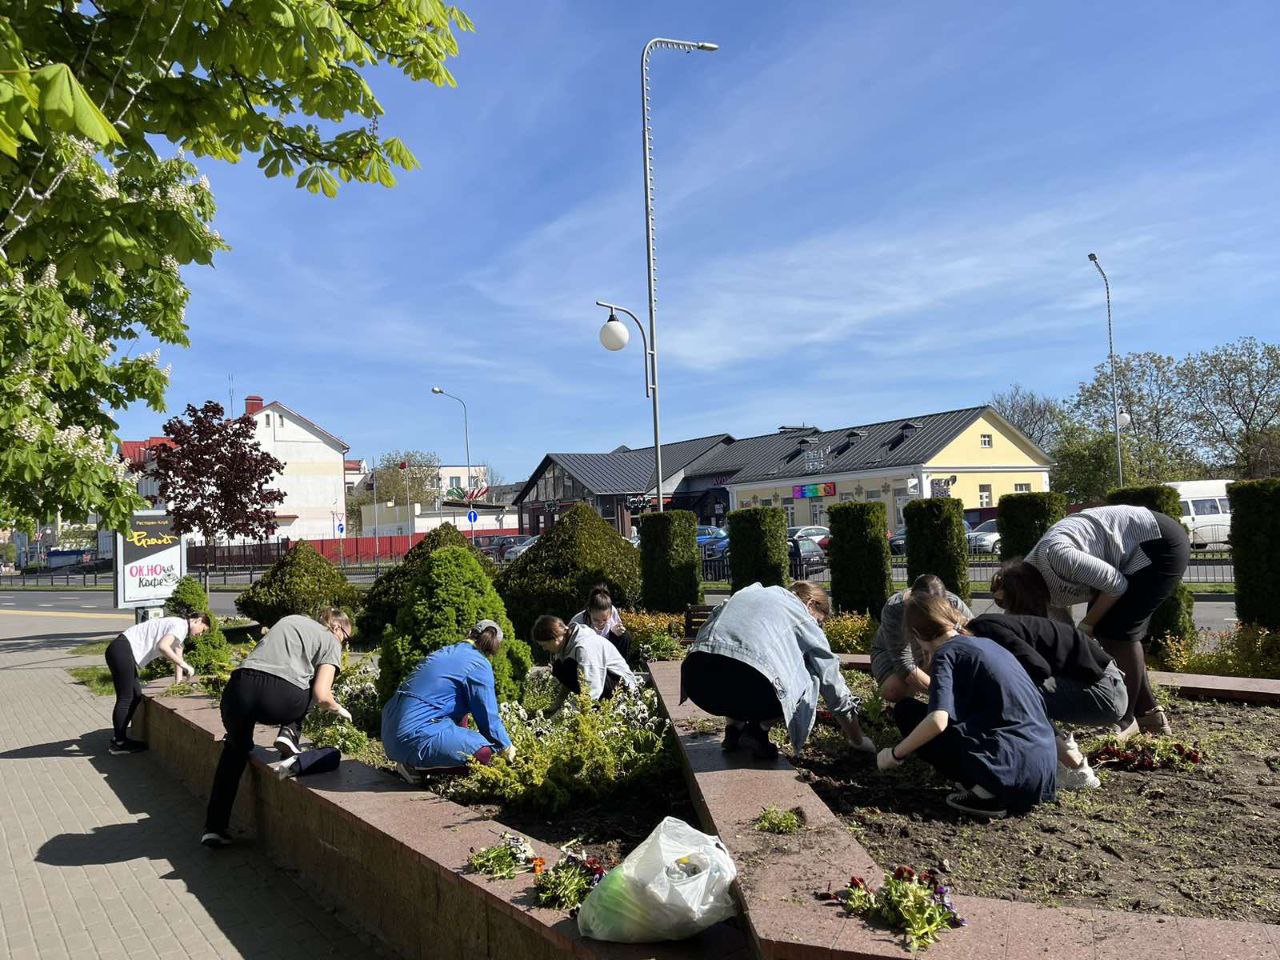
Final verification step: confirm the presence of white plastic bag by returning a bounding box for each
[577,816,738,943]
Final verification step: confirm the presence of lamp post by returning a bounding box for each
[1088,252,1125,487]
[432,386,473,538]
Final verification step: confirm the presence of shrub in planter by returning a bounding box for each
[824,612,877,654]
[162,575,232,676]
[638,510,701,613]
[378,546,530,704]
[1227,479,1280,630]
[357,523,495,640]
[997,491,1067,562]
[827,501,892,616]
[1105,484,1195,649]
[1159,623,1280,679]
[495,503,641,641]
[235,542,362,627]
[903,498,970,604]
[726,506,788,592]
[621,610,686,662]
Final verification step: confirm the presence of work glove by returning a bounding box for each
[179,662,196,680]
[877,747,903,772]
[503,744,517,763]
[333,704,353,723]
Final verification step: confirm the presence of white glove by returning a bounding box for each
[502,744,517,762]
[877,747,903,771]
[334,704,352,722]
[179,662,196,680]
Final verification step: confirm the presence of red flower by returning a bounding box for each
[849,876,866,889]
[893,866,916,882]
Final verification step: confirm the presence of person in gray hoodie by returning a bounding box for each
[680,580,874,760]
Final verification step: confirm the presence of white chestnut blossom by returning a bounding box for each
[39,263,58,287]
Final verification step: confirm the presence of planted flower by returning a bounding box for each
[835,866,965,952]
[467,832,538,880]
[533,847,607,913]
[1087,734,1204,772]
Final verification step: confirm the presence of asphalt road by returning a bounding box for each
[0,590,241,618]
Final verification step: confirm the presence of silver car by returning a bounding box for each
[503,535,539,561]
[967,519,1001,555]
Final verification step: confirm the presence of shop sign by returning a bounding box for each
[114,512,185,608]
[791,482,836,499]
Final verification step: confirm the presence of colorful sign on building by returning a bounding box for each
[113,512,185,609]
[791,482,836,499]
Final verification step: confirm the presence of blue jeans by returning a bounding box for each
[1041,662,1128,727]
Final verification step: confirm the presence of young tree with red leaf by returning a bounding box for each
[153,401,285,584]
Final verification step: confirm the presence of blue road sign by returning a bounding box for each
[466,510,478,524]
[337,522,345,534]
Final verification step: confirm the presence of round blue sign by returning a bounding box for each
[466,510,478,524]
[337,522,345,534]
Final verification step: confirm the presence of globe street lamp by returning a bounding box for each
[595,300,661,513]
[431,386,473,537]
[1088,253,1125,486]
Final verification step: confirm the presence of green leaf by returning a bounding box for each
[32,63,122,145]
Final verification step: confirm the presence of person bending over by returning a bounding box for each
[877,593,1057,819]
[569,584,632,662]
[533,615,637,708]
[680,580,874,761]
[202,609,352,848]
[995,504,1189,738]
[870,574,973,703]
[104,612,210,753]
[382,620,516,785]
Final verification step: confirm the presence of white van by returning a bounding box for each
[1167,480,1232,548]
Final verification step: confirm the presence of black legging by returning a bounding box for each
[680,652,784,724]
[893,699,1001,800]
[1095,512,1191,721]
[104,635,143,741]
[205,668,310,834]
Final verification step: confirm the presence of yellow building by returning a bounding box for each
[683,406,1050,532]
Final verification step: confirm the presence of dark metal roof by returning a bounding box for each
[684,407,992,485]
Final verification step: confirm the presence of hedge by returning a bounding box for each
[621,610,686,663]
[726,506,789,592]
[1105,483,1195,649]
[495,503,641,641]
[823,612,877,654]
[1228,479,1280,630]
[356,523,495,640]
[997,491,1068,561]
[378,546,531,704]
[235,542,362,628]
[827,501,892,616]
[637,510,702,613]
[903,498,970,604]
[158,575,230,677]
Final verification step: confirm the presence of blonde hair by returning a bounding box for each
[318,608,352,635]
[789,580,831,618]
[903,593,967,645]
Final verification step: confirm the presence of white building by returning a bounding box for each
[439,464,489,500]
[360,501,517,538]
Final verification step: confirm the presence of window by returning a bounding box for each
[980,433,992,448]
[1191,498,1221,516]
[1217,498,1232,514]
[810,499,826,525]
[449,475,462,490]
[979,484,993,508]
[784,505,795,525]
[264,413,271,427]
[839,492,855,502]
[867,489,881,500]
[1179,500,1192,518]
[1014,483,1031,493]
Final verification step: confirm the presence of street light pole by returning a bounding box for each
[432,387,473,538]
[1088,252,1125,487]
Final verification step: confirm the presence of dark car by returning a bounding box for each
[789,537,827,576]
[889,519,971,555]
[491,535,532,562]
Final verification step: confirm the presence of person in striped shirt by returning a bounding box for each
[993,505,1189,738]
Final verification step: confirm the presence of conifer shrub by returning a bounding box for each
[377,546,530,704]
[726,506,788,592]
[827,501,892,616]
[1105,484,1195,649]
[495,503,641,641]
[997,491,1068,561]
[903,498,970,604]
[1226,479,1280,630]
[638,510,702,613]
[235,541,361,627]
[163,575,231,675]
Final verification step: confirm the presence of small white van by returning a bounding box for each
[1167,480,1232,548]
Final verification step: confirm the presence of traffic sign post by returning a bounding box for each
[466,510,478,525]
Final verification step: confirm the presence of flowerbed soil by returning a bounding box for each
[788,672,1280,924]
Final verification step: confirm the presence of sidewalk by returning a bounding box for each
[0,613,377,960]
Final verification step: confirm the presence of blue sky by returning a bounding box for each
[116,2,1280,483]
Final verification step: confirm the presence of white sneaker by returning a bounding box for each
[200,831,233,848]
[394,761,426,785]
[269,757,299,781]
[1058,759,1101,791]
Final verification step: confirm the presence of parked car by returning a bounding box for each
[1169,480,1232,548]
[890,519,971,555]
[966,519,1001,555]
[696,525,726,545]
[703,533,730,559]
[502,535,539,561]
[787,525,830,548]
[489,535,531,562]
[790,537,827,575]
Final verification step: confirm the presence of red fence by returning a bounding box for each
[186,528,521,570]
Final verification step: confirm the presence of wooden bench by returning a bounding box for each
[682,603,714,644]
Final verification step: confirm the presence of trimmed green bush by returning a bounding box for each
[638,510,701,613]
[726,506,788,592]
[235,541,362,627]
[621,611,686,663]
[903,498,970,604]
[495,503,641,641]
[1105,484,1195,650]
[823,612,877,654]
[163,576,232,675]
[378,546,531,704]
[997,491,1068,561]
[1227,479,1280,630]
[357,523,495,640]
[827,501,892,616]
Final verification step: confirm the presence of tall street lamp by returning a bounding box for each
[595,300,659,513]
[431,386,473,538]
[1088,253,1126,486]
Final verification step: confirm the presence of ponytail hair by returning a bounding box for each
[586,584,613,615]
[903,593,967,645]
[788,580,831,619]
[318,607,352,635]
[470,624,502,657]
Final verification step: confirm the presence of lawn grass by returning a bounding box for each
[67,666,114,696]
[70,639,110,656]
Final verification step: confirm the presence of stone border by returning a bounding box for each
[648,660,1280,960]
[137,681,749,960]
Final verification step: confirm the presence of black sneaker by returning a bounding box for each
[109,738,148,755]
[945,790,1008,819]
[722,721,744,753]
[274,730,301,759]
[200,831,233,848]
[738,722,780,761]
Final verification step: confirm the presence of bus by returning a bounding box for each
[1167,480,1232,548]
